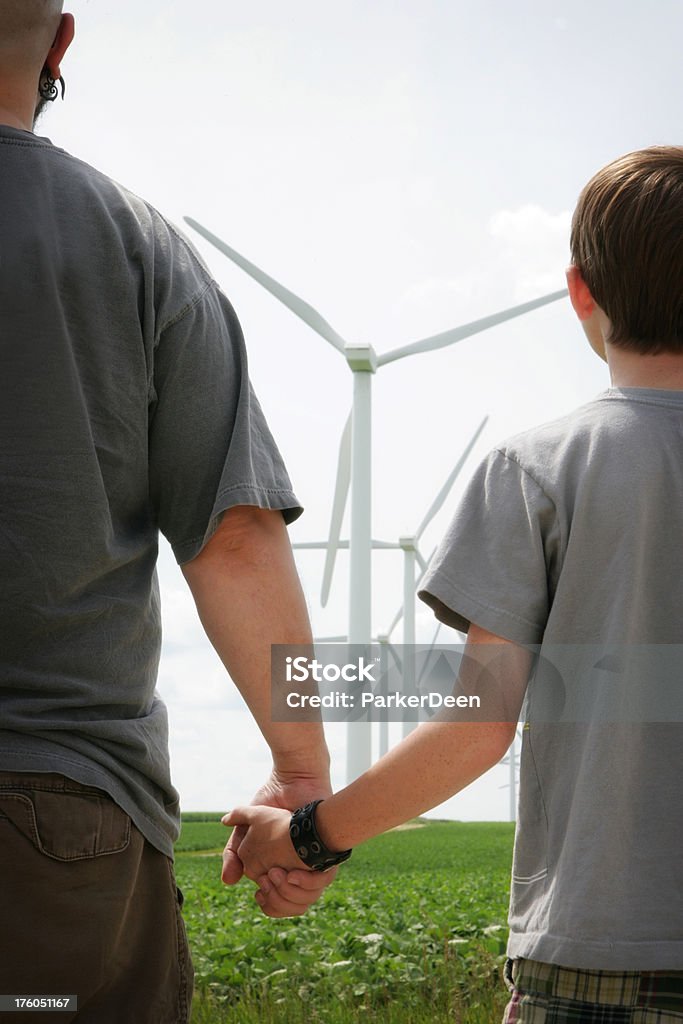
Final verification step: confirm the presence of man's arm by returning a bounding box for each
[225,624,530,884]
[181,504,333,914]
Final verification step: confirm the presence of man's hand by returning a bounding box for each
[253,865,335,919]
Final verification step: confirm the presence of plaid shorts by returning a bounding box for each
[503,958,683,1023]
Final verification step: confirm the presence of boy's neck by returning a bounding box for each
[606,344,683,391]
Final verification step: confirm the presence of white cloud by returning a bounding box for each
[488,204,573,298]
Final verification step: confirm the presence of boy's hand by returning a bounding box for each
[222,805,302,881]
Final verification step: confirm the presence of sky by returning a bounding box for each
[42,0,683,820]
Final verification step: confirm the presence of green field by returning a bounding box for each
[175,817,515,1024]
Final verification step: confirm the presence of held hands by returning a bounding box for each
[222,805,337,918]
[221,771,337,918]
[220,770,326,886]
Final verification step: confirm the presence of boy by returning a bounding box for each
[227,147,683,1022]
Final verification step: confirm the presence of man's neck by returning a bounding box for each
[606,344,683,391]
[0,83,36,132]
[0,111,32,130]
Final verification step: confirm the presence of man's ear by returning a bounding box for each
[565,265,596,322]
[46,13,75,80]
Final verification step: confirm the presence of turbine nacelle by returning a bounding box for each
[344,344,377,373]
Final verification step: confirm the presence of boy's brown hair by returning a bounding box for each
[570,146,683,354]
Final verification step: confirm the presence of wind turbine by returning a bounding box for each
[291,417,485,773]
[184,216,567,781]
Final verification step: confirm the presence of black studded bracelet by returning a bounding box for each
[289,800,352,872]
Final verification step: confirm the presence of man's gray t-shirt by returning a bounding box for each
[419,388,683,970]
[0,125,301,857]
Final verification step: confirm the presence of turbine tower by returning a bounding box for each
[184,216,567,782]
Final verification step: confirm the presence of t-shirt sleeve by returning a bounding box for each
[418,449,558,645]
[148,281,302,564]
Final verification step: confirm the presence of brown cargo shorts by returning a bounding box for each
[0,771,193,1023]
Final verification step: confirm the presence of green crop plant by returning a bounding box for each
[175,819,514,1023]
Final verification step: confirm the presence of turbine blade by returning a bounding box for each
[378,288,568,367]
[184,217,348,355]
[411,547,436,596]
[321,413,352,606]
[386,602,404,636]
[415,416,488,540]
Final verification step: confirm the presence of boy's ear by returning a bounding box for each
[566,265,596,322]
[566,264,609,362]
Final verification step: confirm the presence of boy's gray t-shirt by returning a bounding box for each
[0,125,302,856]
[419,388,683,970]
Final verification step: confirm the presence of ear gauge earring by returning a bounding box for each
[39,72,66,102]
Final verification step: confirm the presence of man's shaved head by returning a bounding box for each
[0,0,64,67]
[0,0,63,32]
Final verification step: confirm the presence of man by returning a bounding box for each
[229,148,683,1022]
[0,2,330,1020]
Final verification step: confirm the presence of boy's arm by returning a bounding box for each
[225,624,530,895]
[181,505,333,909]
